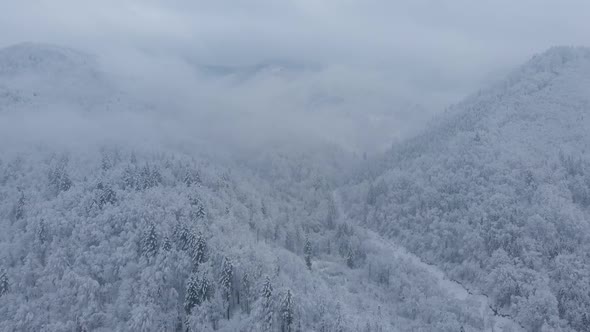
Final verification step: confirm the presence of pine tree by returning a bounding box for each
[48,161,72,194]
[122,165,137,190]
[101,153,112,171]
[196,204,206,220]
[191,232,207,270]
[14,190,25,221]
[162,236,172,251]
[140,164,162,190]
[280,289,294,332]
[185,272,211,314]
[335,302,345,332]
[189,197,207,220]
[346,247,355,269]
[185,273,200,314]
[175,223,191,251]
[304,237,312,270]
[143,223,159,258]
[241,272,252,314]
[37,221,47,245]
[220,257,234,320]
[0,270,8,297]
[261,276,274,332]
[326,198,337,230]
[183,169,201,187]
[96,182,116,209]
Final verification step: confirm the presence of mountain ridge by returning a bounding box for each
[343,45,590,331]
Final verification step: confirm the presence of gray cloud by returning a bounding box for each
[1,0,589,152]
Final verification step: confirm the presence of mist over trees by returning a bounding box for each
[0,9,589,332]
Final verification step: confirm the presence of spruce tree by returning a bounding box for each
[261,276,273,331]
[196,204,206,220]
[122,165,137,190]
[304,237,312,270]
[0,270,8,297]
[162,236,172,251]
[37,221,47,245]
[14,191,25,221]
[185,273,200,314]
[191,232,207,270]
[175,223,191,251]
[185,272,211,314]
[183,169,201,187]
[241,272,252,314]
[280,289,294,332]
[143,223,159,258]
[346,247,355,269]
[220,257,234,319]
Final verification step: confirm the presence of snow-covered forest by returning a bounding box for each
[1,3,590,332]
[1,43,589,332]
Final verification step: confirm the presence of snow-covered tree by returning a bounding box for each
[241,272,252,314]
[304,237,312,270]
[48,158,72,195]
[142,223,159,258]
[219,256,234,319]
[191,232,207,270]
[280,289,294,332]
[95,182,116,209]
[162,236,172,251]
[13,190,25,221]
[185,272,211,314]
[0,270,8,297]
[261,276,274,331]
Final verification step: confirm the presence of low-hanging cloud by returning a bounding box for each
[1,0,589,153]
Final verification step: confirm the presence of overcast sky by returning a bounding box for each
[1,0,589,152]
[3,1,589,85]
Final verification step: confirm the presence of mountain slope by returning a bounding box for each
[343,47,590,331]
[0,43,525,332]
[0,43,146,114]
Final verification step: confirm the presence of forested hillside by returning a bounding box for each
[0,44,526,331]
[341,47,590,331]
[1,43,589,332]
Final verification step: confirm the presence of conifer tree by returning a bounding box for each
[0,270,8,297]
[220,257,234,319]
[48,161,72,194]
[162,236,172,251]
[191,232,207,270]
[143,223,159,258]
[196,204,206,220]
[185,272,211,314]
[37,221,47,245]
[183,169,201,187]
[261,276,274,331]
[304,237,313,270]
[241,272,252,314]
[185,273,200,314]
[280,289,294,332]
[14,190,25,221]
[122,165,137,190]
[346,247,355,269]
[175,223,191,251]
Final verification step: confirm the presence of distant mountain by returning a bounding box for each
[0,42,95,77]
[194,60,317,80]
[0,43,144,114]
[343,47,590,331]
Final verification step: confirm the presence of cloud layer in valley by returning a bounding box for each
[1,0,589,152]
